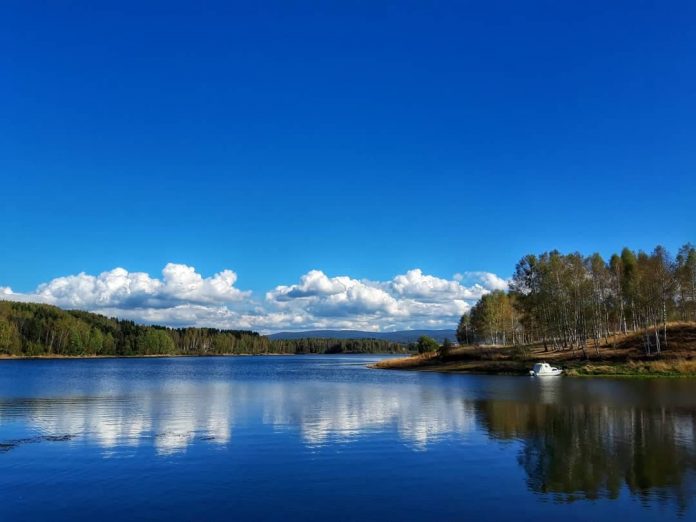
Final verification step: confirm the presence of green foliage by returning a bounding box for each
[270,337,405,354]
[469,290,519,345]
[459,243,696,355]
[0,315,21,355]
[0,301,407,357]
[456,313,471,344]
[438,338,453,358]
[140,329,176,355]
[675,243,696,321]
[416,335,439,354]
[90,328,104,354]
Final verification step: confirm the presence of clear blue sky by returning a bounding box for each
[2,0,695,295]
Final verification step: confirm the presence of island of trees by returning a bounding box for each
[0,301,405,357]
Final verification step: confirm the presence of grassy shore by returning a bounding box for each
[371,323,696,377]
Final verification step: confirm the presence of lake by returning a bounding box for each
[1,355,695,520]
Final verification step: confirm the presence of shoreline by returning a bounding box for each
[369,357,696,378]
[370,324,696,378]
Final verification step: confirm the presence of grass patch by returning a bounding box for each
[567,358,696,377]
[371,323,696,378]
[371,353,438,370]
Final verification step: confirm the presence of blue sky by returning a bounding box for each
[1,1,695,331]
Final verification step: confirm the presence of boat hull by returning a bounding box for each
[529,369,563,377]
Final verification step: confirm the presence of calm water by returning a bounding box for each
[1,356,695,521]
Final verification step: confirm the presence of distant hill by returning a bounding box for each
[0,300,408,356]
[268,329,457,344]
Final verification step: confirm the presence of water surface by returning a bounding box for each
[1,355,695,520]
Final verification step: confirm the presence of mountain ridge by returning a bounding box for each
[268,329,456,344]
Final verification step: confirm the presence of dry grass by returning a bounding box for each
[567,358,696,377]
[372,322,696,377]
[371,353,438,369]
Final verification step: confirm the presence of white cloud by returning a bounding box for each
[268,271,400,319]
[1,265,508,332]
[268,270,348,300]
[453,271,509,291]
[390,269,488,301]
[265,268,505,330]
[31,263,249,309]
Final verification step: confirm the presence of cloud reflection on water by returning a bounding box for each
[0,379,478,454]
[1,371,696,507]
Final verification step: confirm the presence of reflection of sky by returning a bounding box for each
[260,382,476,447]
[0,379,478,454]
[2,357,696,459]
[27,382,235,455]
[2,357,696,521]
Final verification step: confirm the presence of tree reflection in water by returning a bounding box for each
[1,360,696,513]
[474,378,696,511]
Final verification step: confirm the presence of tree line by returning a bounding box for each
[0,301,405,356]
[457,243,696,355]
[270,337,405,354]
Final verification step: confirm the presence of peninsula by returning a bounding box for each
[373,323,696,377]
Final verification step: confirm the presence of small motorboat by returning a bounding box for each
[529,362,563,377]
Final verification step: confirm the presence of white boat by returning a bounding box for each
[529,362,563,377]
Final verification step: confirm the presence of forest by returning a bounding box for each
[458,243,696,356]
[0,301,405,357]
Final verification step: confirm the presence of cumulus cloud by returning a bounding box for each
[390,269,489,301]
[268,270,350,300]
[453,271,509,291]
[1,265,508,332]
[265,268,505,330]
[268,271,400,318]
[21,263,250,310]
